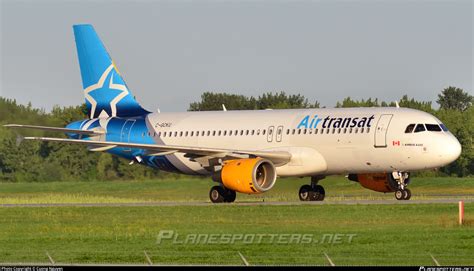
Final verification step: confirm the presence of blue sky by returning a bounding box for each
[1,0,472,112]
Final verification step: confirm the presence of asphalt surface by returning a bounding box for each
[1,198,472,207]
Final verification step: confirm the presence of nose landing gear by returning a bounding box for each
[393,172,411,200]
[299,176,326,201]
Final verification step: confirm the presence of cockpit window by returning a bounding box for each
[439,124,449,132]
[414,124,426,133]
[425,124,442,132]
[405,124,416,133]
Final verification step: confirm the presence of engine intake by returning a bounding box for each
[213,158,277,194]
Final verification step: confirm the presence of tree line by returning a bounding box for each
[0,87,472,182]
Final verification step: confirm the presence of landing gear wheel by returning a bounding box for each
[299,185,312,201]
[210,186,226,203]
[311,185,325,201]
[224,189,236,203]
[402,189,411,200]
[299,184,326,201]
[395,189,404,200]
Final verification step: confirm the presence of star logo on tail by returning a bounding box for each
[84,64,130,118]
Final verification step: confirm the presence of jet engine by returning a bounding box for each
[348,173,398,192]
[213,158,277,194]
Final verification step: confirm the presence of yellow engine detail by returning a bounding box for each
[348,173,398,192]
[214,158,277,194]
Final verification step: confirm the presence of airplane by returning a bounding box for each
[5,24,462,203]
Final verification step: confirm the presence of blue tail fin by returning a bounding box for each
[73,24,149,119]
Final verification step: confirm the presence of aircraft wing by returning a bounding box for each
[22,136,292,165]
[4,124,105,135]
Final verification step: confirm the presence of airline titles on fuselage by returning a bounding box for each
[297,115,375,129]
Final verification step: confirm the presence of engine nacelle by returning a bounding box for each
[213,158,277,194]
[348,173,398,192]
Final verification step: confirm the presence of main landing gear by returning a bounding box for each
[209,186,236,203]
[392,172,411,200]
[299,176,325,201]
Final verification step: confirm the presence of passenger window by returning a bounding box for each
[425,124,442,132]
[414,124,426,133]
[326,128,330,134]
[360,128,364,133]
[405,124,416,133]
[190,131,193,137]
[366,128,370,133]
[298,129,302,135]
[251,130,255,135]
[303,129,307,134]
[315,129,318,134]
[246,130,249,135]
[257,129,260,135]
[309,129,312,134]
[292,129,296,135]
[286,129,290,135]
[263,130,266,135]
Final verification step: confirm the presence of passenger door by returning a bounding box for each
[374,114,393,148]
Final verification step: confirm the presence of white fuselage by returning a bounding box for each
[139,107,461,177]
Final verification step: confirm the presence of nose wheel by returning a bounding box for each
[209,186,236,203]
[392,172,412,200]
[395,188,411,200]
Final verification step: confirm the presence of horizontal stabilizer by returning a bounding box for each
[3,124,105,135]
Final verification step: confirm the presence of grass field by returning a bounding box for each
[0,176,473,265]
[0,204,473,265]
[0,176,473,204]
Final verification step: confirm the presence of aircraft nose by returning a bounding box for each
[442,135,462,163]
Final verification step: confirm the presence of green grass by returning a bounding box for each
[0,176,473,204]
[0,177,472,265]
[0,204,473,265]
